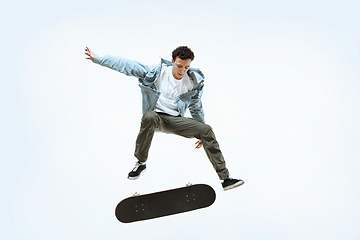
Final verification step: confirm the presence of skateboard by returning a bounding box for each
[115,184,216,223]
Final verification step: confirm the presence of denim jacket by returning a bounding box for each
[93,55,206,123]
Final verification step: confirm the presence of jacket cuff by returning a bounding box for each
[93,55,102,64]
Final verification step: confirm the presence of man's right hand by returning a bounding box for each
[85,47,95,61]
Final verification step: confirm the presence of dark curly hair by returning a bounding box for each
[172,46,195,61]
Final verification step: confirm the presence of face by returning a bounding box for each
[171,57,192,80]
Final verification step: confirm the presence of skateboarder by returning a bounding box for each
[85,46,244,191]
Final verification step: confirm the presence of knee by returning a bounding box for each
[200,123,213,135]
[141,111,157,124]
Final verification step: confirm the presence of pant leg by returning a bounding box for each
[134,111,161,163]
[157,114,230,180]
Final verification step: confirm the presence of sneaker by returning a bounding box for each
[128,161,146,180]
[222,178,244,191]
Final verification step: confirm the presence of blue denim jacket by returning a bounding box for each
[93,55,206,123]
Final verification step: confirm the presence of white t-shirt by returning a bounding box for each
[153,65,193,116]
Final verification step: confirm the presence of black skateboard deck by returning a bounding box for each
[115,184,216,223]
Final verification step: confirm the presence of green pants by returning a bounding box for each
[134,111,229,180]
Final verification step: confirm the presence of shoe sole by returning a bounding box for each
[127,169,146,180]
[223,180,245,191]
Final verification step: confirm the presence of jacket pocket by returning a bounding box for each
[175,99,187,116]
[180,90,197,101]
[176,91,196,116]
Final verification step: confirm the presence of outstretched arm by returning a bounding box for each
[84,46,150,79]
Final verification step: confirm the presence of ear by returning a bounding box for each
[171,59,174,65]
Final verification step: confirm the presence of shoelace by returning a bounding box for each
[132,162,140,172]
[223,177,233,183]
[132,162,145,172]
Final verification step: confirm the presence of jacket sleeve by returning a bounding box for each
[93,55,149,79]
[188,83,205,123]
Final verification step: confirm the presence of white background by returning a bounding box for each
[1,0,359,239]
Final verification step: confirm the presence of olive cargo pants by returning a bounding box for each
[134,111,229,180]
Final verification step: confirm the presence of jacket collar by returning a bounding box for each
[160,58,205,86]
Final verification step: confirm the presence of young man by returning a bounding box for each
[85,46,244,191]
